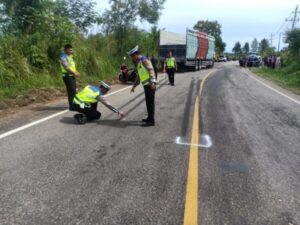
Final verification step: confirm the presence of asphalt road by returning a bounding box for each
[0,62,299,225]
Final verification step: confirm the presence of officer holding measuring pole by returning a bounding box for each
[129,46,157,127]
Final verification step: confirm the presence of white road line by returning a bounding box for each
[248,72,300,105]
[105,86,131,97]
[0,110,69,139]
[0,85,132,140]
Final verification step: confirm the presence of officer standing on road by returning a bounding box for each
[163,51,177,86]
[60,44,80,109]
[71,81,124,124]
[129,46,157,127]
[150,54,158,80]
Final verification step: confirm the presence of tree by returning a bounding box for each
[232,41,242,56]
[138,0,167,24]
[259,38,270,55]
[285,28,300,59]
[193,20,226,54]
[243,42,250,54]
[57,0,98,33]
[215,37,226,54]
[193,20,221,39]
[0,0,55,34]
[251,38,258,53]
[100,0,166,54]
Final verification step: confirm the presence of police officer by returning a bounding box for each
[60,44,80,109]
[163,51,177,86]
[71,81,124,124]
[129,46,156,127]
[150,54,158,80]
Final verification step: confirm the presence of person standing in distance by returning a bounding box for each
[129,46,157,127]
[163,51,177,86]
[60,44,80,109]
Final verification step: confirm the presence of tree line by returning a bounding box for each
[232,38,271,57]
[0,0,166,99]
[0,0,229,100]
[232,29,300,67]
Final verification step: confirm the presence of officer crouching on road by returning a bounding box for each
[129,46,157,127]
[71,81,124,124]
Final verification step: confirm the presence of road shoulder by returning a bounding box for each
[243,67,300,104]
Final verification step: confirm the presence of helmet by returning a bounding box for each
[100,81,111,90]
[128,46,139,56]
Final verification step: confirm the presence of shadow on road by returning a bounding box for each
[59,116,141,128]
[60,117,76,124]
[97,119,142,128]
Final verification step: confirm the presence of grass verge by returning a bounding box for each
[250,65,300,95]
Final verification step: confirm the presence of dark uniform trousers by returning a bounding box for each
[166,68,175,85]
[63,75,76,108]
[144,85,155,123]
[71,102,101,121]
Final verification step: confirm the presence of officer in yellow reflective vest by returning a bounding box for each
[60,44,80,109]
[163,51,177,86]
[129,46,156,127]
[71,81,124,124]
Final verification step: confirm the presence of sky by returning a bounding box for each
[94,0,300,52]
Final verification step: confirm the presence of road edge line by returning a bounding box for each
[0,86,132,140]
[245,69,300,105]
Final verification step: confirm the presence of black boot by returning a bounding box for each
[142,118,150,122]
[141,121,155,127]
[74,114,87,124]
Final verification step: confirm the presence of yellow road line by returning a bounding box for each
[183,94,199,225]
[183,71,215,225]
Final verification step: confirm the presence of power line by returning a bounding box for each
[286,5,299,29]
[274,21,287,36]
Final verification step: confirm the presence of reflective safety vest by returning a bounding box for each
[137,60,150,86]
[73,86,100,107]
[166,57,175,68]
[61,55,77,74]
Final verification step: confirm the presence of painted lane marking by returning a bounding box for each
[176,135,212,148]
[105,86,132,97]
[183,70,215,225]
[0,86,132,140]
[247,71,300,105]
[183,95,199,225]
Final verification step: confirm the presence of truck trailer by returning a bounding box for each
[159,29,215,71]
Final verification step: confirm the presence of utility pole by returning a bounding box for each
[270,33,273,47]
[286,5,299,29]
[292,5,299,29]
[277,32,282,54]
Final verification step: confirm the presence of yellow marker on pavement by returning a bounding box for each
[183,95,199,225]
[183,71,215,225]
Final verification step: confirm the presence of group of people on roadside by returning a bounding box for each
[263,55,281,69]
[59,44,177,126]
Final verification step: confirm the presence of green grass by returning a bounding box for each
[0,31,157,102]
[251,64,300,95]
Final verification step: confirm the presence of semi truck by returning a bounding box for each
[159,29,215,71]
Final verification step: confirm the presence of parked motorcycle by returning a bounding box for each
[118,63,137,83]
